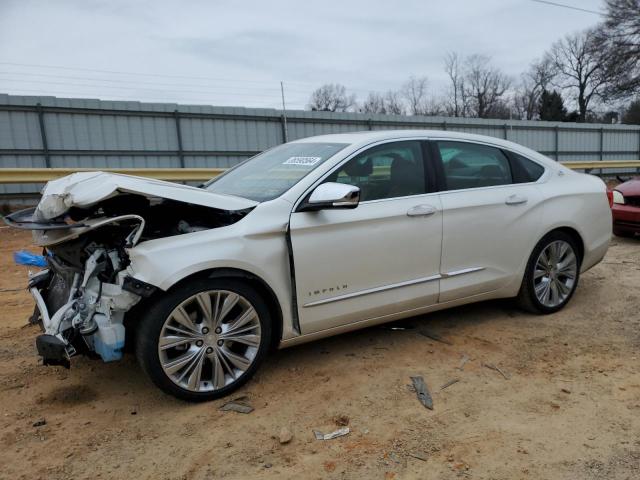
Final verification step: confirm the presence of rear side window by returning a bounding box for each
[509,152,545,183]
[436,141,512,190]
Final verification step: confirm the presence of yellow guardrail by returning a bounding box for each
[561,160,640,170]
[0,167,226,183]
[0,161,638,184]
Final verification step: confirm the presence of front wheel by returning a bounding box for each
[136,277,272,401]
[517,231,581,314]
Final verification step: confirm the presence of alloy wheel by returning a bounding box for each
[158,290,262,392]
[533,240,578,308]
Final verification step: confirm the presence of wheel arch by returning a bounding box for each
[539,226,585,264]
[125,267,284,351]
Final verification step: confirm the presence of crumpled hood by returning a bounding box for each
[35,171,258,220]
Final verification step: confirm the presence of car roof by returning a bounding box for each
[291,129,559,168]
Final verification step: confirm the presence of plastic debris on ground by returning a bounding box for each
[418,329,453,345]
[14,250,47,268]
[458,354,471,371]
[313,427,350,440]
[482,362,511,379]
[410,375,434,410]
[219,399,254,414]
[440,378,460,390]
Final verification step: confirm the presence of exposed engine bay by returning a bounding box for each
[5,172,255,368]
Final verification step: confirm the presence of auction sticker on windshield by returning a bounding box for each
[283,156,322,166]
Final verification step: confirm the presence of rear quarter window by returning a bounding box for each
[509,152,545,183]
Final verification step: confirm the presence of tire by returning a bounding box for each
[136,277,272,402]
[517,231,581,314]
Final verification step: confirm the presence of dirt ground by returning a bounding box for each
[0,228,639,480]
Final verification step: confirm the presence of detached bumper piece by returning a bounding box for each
[36,334,72,369]
[3,207,85,230]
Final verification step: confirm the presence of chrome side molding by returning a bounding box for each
[303,267,485,308]
[303,274,440,307]
[441,267,485,278]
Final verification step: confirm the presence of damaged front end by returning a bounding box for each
[26,241,147,368]
[5,171,256,368]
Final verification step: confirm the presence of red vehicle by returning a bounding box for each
[611,178,640,237]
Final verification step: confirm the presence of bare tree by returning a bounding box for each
[383,90,405,115]
[360,90,406,115]
[308,84,356,112]
[596,0,640,98]
[484,98,514,120]
[463,54,511,118]
[515,57,557,120]
[422,96,446,116]
[444,52,466,117]
[401,76,430,115]
[548,29,609,122]
[360,92,387,114]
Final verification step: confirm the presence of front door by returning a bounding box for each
[289,140,443,334]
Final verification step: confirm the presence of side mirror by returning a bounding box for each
[298,182,360,212]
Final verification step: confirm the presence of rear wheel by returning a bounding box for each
[136,277,271,401]
[517,231,581,314]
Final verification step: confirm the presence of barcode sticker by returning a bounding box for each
[283,156,322,166]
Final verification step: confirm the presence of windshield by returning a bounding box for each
[204,142,348,202]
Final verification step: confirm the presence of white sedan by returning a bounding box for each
[6,130,611,401]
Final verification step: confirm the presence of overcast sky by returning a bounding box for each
[0,0,604,110]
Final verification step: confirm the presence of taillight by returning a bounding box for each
[606,189,613,208]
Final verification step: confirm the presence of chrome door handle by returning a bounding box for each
[505,195,528,205]
[407,204,437,217]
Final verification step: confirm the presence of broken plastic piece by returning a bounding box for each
[313,427,350,440]
[219,401,254,414]
[482,362,511,379]
[14,250,47,268]
[419,329,453,345]
[35,334,71,369]
[440,378,460,390]
[410,375,434,410]
[458,354,470,371]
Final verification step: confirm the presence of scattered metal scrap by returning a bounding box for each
[440,378,460,391]
[410,376,434,410]
[382,321,415,331]
[457,354,470,371]
[219,396,254,414]
[419,330,453,345]
[32,418,46,427]
[482,362,511,380]
[408,452,428,462]
[313,427,350,440]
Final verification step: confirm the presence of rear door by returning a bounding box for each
[430,140,545,303]
[289,140,443,334]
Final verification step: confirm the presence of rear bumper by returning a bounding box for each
[611,204,640,234]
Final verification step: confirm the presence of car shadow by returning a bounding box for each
[267,298,523,367]
[72,299,525,406]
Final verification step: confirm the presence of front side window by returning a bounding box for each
[205,142,348,202]
[437,141,512,190]
[325,141,426,201]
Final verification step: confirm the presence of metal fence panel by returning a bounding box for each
[1,93,640,200]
